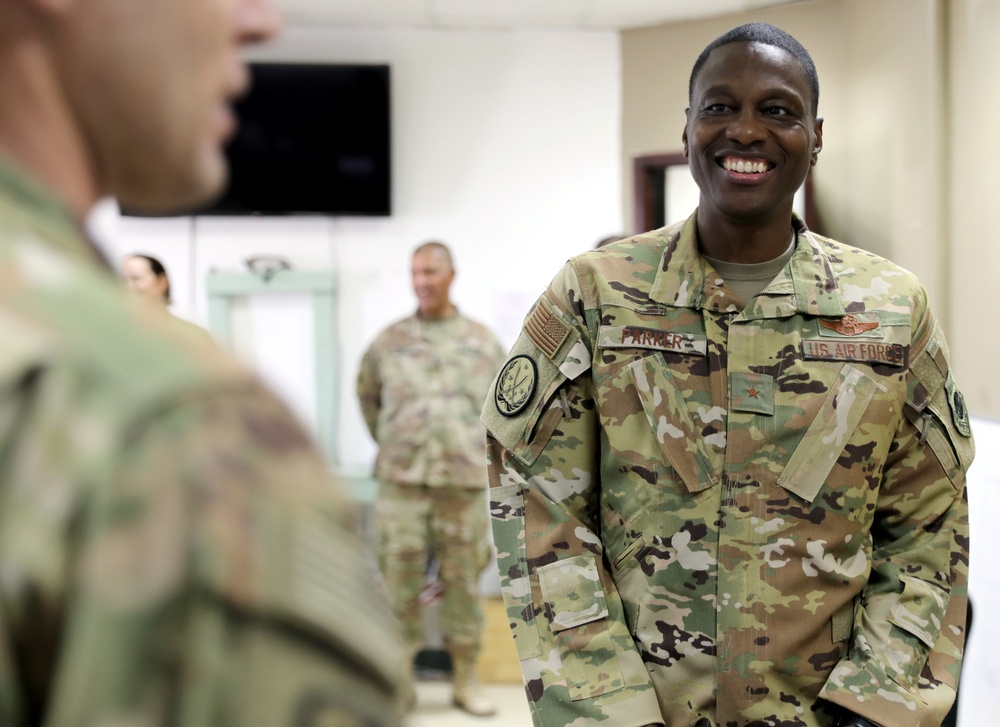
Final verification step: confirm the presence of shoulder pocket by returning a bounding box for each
[482,309,587,467]
[907,342,975,486]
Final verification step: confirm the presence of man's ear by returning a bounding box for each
[810,117,824,166]
[682,110,690,158]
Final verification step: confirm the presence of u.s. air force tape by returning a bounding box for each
[494,355,537,417]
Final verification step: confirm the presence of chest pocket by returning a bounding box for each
[777,363,882,502]
[628,355,717,494]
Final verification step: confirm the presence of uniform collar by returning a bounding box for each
[648,211,845,319]
[407,307,462,338]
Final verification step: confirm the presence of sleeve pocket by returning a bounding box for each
[537,553,625,701]
[489,483,541,661]
[884,575,950,691]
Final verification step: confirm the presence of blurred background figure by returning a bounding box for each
[122,252,215,342]
[357,241,506,717]
[123,253,172,308]
[0,0,406,723]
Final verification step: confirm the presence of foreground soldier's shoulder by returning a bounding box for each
[163,387,406,703]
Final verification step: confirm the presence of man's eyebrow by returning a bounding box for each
[695,83,736,97]
[697,82,805,102]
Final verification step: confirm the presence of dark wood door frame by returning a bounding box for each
[633,153,688,235]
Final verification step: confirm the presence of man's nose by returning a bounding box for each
[726,107,766,146]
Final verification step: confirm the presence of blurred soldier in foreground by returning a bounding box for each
[0,0,404,724]
[484,22,970,727]
[357,241,506,716]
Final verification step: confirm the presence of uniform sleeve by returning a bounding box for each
[482,263,664,727]
[820,308,972,727]
[47,387,406,727]
[356,344,382,441]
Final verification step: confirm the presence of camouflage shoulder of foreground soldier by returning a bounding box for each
[0,166,407,725]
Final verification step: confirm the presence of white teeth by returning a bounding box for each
[724,158,768,174]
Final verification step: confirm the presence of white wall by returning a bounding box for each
[959,416,999,725]
[90,26,623,476]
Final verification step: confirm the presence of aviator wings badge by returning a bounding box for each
[819,313,880,337]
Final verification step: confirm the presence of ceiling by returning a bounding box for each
[276,0,813,31]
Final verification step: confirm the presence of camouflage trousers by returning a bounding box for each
[375,482,492,656]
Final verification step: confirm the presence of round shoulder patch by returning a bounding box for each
[945,371,972,438]
[495,355,538,417]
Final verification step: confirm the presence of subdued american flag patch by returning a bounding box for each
[525,300,570,360]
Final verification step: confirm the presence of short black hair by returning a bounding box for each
[688,22,819,116]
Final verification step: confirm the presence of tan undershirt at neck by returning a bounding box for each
[704,235,797,309]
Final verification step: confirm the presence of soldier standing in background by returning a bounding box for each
[358,241,506,717]
[484,23,970,727]
[0,0,405,724]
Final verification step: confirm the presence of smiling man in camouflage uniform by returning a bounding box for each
[484,23,971,727]
[358,241,506,716]
[0,0,405,723]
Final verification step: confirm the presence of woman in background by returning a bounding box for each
[122,253,214,343]
[122,253,172,308]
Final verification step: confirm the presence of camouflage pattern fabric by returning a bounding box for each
[0,157,406,726]
[375,482,492,652]
[357,311,506,487]
[358,311,505,657]
[483,213,972,727]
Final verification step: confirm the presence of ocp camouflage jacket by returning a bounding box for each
[358,311,505,487]
[0,157,406,726]
[483,213,971,727]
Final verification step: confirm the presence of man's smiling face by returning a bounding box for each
[683,40,823,228]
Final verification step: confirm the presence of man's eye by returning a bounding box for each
[765,106,789,116]
[704,103,728,113]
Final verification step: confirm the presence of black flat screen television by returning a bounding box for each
[129,63,391,217]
